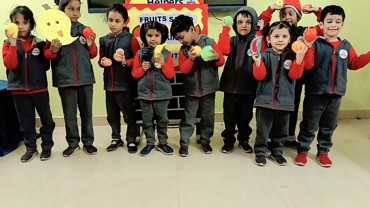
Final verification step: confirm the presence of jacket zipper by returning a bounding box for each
[233,44,243,92]
[330,50,336,94]
[25,54,28,90]
[272,55,281,109]
[149,69,153,100]
[71,43,79,85]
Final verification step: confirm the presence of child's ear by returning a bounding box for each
[319,22,324,29]
[266,36,270,44]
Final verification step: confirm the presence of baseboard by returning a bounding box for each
[36,110,370,127]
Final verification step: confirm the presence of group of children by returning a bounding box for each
[2,0,370,167]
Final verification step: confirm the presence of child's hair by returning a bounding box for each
[266,21,292,36]
[320,5,345,22]
[280,0,302,21]
[140,21,169,47]
[170,15,194,38]
[9,6,36,30]
[54,0,81,11]
[105,3,128,23]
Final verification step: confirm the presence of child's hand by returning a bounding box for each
[251,52,261,67]
[86,33,96,47]
[188,48,197,61]
[256,19,264,31]
[50,38,62,53]
[295,46,308,64]
[114,51,126,63]
[302,4,319,14]
[4,29,16,46]
[142,61,151,71]
[207,50,220,61]
[100,57,112,67]
[154,54,165,66]
[270,3,283,11]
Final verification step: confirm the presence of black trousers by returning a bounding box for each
[13,91,55,151]
[221,93,255,145]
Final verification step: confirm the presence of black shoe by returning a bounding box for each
[40,150,51,161]
[106,139,124,152]
[21,150,38,163]
[140,145,155,156]
[156,144,174,155]
[238,142,253,153]
[179,146,188,157]
[255,155,266,166]
[284,140,299,149]
[201,143,212,154]
[127,143,138,154]
[221,143,234,153]
[271,154,287,166]
[83,145,97,155]
[63,145,80,157]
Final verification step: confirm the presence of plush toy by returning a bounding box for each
[247,36,262,58]
[5,23,18,38]
[303,27,317,42]
[113,48,124,62]
[83,27,94,39]
[192,45,202,57]
[154,43,166,68]
[224,16,234,27]
[142,47,154,62]
[274,0,284,7]
[200,45,214,61]
[291,40,307,53]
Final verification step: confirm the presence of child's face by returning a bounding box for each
[174,26,196,46]
[108,11,127,36]
[12,13,31,38]
[236,13,252,36]
[320,14,344,41]
[146,29,162,48]
[267,28,291,53]
[280,7,299,26]
[64,0,81,22]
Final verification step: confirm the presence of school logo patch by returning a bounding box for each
[339,49,348,59]
[31,48,40,56]
[284,60,292,69]
[79,36,87,45]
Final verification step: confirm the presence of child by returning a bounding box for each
[251,21,307,166]
[295,5,370,167]
[44,0,98,157]
[260,0,323,148]
[170,15,225,156]
[132,21,175,156]
[217,6,259,154]
[99,4,141,153]
[2,6,55,162]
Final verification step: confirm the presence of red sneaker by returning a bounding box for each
[316,154,332,167]
[295,153,307,166]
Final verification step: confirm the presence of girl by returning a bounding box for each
[251,21,307,166]
[44,0,98,157]
[98,4,141,153]
[3,6,55,162]
[259,0,323,148]
[132,21,175,156]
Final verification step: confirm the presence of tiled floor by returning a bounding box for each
[1,119,370,208]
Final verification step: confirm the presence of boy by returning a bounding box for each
[295,5,370,167]
[170,15,225,156]
[260,0,323,148]
[217,6,259,154]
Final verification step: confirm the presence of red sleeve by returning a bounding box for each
[178,49,194,74]
[314,7,322,22]
[259,6,274,26]
[131,53,146,79]
[253,61,267,81]
[288,60,304,80]
[303,47,315,70]
[347,45,370,70]
[88,42,98,59]
[127,37,141,67]
[162,53,175,79]
[43,40,57,60]
[98,46,105,68]
[218,26,231,56]
[2,42,18,70]
[212,42,225,67]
